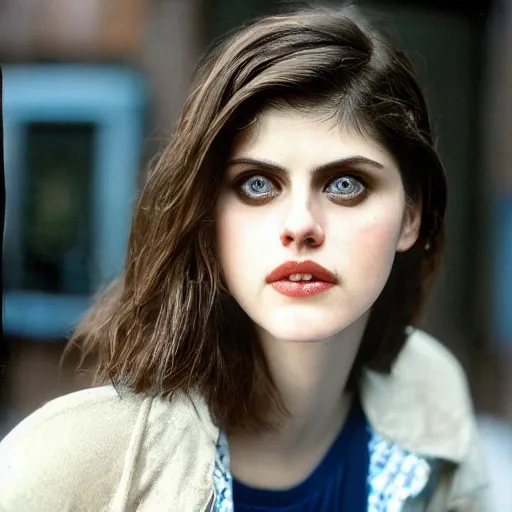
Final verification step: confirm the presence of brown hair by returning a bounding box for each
[69,4,446,432]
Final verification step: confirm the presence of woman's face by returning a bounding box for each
[215,108,420,343]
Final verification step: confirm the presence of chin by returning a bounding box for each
[262,313,353,343]
[256,305,372,344]
[269,328,340,343]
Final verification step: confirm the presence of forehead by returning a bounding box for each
[230,108,399,170]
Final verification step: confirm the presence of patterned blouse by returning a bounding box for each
[213,426,431,512]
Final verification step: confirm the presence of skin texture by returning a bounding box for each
[215,108,421,488]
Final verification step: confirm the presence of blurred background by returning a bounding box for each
[1,0,511,506]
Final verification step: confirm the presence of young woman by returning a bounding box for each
[0,5,489,511]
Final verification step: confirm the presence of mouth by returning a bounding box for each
[266,260,337,298]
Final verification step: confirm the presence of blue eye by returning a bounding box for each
[326,176,364,196]
[240,175,274,197]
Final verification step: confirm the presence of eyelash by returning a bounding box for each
[232,171,370,205]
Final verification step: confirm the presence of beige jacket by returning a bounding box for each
[0,330,490,511]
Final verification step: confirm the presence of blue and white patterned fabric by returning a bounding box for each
[367,433,431,511]
[214,432,234,512]
[214,429,431,512]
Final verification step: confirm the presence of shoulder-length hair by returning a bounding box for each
[69,4,447,432]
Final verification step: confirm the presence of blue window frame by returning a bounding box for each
[3,65,147,339]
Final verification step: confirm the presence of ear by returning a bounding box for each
[396,196,422,253]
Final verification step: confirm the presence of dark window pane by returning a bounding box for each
[21,122,94,295]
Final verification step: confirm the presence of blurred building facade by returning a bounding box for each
[0,0,204,431]
[481,0,512,422]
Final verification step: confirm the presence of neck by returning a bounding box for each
[260,311,367,449]
[228,312,369,488]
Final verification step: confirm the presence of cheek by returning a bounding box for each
[216,202,238,271]
[352,218,401,255]
[333,209,404,280]
[215,200,273,286]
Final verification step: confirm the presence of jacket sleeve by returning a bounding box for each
[450,421,494,512]
[0,387,142,512]
[425,420,493,512]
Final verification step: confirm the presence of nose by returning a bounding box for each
[279,202,325,250]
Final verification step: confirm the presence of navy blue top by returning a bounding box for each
[232,399,370,512]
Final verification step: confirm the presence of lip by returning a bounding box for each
[266,260,337,298]
[266,260,337,284]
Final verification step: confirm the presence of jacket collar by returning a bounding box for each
[360,328,474,463]
[190,328,475,463]
[189,328,486,507]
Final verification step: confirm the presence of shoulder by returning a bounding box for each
[0,386,151,511]
[361,328,475,462]
[0,385,218,511]
[362,329,491,507]
[363,328,471,414]
[0,385,149,455]
[395,328,469,389]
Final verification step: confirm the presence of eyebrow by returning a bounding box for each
[227,156,385,175]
